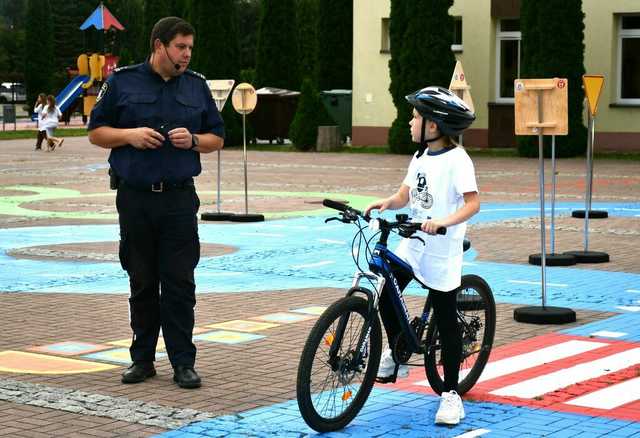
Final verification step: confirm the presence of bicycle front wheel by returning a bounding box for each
[296,295,382,432]
[424,274,496,395]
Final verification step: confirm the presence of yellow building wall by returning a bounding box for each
[353,0,640,148]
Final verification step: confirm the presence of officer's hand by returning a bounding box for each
[168,127,192,149]
[129,128,164,149]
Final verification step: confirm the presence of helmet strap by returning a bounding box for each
[416,119,444,158]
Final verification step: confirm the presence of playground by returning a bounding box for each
[0,135,639,437]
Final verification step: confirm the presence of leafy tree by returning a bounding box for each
[517,0,586,157]
[316,0,351,90]
[289,77,330,150]
[24,0,54,106]
[388,0,456,154]
[297,0,318,85]
[142,0,171,56]
[237,0,260,72]
[255,0,299,90]
[107,0,145,64]
[191,0,243,146]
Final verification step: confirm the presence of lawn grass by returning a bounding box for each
[0,128,88,140]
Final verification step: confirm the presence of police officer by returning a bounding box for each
[88,17,224,389]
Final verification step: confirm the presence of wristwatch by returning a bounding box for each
[190,134,199,150]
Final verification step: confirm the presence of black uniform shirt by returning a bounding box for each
[88,61,224,187]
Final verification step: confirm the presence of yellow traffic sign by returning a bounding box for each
[583,75,604,117]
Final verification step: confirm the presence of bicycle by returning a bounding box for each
[296,199,496,432]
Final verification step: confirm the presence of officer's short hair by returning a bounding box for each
[149,17,195,52]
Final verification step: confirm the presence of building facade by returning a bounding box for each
[352,0,640,151]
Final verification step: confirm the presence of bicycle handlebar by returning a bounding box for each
[322,199,446,236]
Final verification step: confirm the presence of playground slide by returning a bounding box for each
[55,75,90,113]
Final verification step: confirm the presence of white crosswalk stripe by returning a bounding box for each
[565,377,640,409]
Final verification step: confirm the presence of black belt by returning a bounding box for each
[120,178,194,193]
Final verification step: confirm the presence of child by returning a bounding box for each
[364,86,479,426]
[41,95,64,151]
[33,93,47,150]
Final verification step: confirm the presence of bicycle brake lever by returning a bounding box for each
[409,235,425,245]
[325,217,340,223]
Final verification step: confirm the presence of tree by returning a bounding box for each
[142,0,171,57]
[316,0,351,90]
[237,0,260,72]
[388,0,456,154]
[107,0,145,64]
[191,0,243,146]
[289,77,330,151]
[24,0,54,107]
[517,0,587,157]
[297,0,318,84]
[255,0,299,90]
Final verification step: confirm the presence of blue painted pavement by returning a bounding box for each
[0,202,638,314]
[158,387,640,437]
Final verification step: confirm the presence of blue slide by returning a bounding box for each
[55,75,90,113]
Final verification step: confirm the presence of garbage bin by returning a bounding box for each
[2,104,16,130]
[249,87,300,144]
[320,89,352,140]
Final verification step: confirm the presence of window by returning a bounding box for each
[496,19,521,101]
[452,17,463,52]
[618,15,640,102]
[381,18,390,53]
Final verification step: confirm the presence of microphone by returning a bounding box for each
[164,45,180,71]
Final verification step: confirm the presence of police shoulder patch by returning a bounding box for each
[96,82,109,103]
[185,69,206,80]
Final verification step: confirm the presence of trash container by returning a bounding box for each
[249,87,300,144]
[2,104,16,130]
[320,89,352,140]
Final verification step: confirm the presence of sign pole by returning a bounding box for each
[201,79,236,222]
[513,78,575,325]
[230,82,263,222]
[564,75,609,263]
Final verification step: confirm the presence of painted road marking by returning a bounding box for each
[416,340,608,387]
[291,260,335,269]
[591,331,627,338]
[508,280,568,287]
[617,306,640,312]
[627,289,640,293]
[318,238,347,245]
[490,347,640,398]
[453,430,491,438]
[565,377,640,409]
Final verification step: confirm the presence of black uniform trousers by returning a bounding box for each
[378,268,462,392]
[116,183,200,368]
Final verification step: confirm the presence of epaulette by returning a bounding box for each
[185,69,206,80]
[113,63,141,74]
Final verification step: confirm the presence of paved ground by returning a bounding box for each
[0,137,639,437]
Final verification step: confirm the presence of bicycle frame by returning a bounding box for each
[332,226,433,369]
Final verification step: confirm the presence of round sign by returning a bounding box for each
[232,83,258,115]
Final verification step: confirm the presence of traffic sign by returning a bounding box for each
[207,79,235,112]
[449,61,474,113]
[583,75,605,117]
[232,83,258,115]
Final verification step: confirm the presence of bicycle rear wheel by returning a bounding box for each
[296,295,382,432]
[424,274,496,395]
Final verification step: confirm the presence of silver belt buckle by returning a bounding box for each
[151,182,163,192]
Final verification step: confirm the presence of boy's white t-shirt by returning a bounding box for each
[395,146,478,291]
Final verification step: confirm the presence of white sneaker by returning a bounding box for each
[376,348,409,379]
[434,390,465,425]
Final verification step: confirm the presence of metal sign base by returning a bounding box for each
[514,306,576,324]
[571,210,608,219]
[230,213,265,222]
[563,250,609,264]
[201,212,235,221]
[528,253,576,266]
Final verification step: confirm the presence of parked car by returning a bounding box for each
[0,82,26,103]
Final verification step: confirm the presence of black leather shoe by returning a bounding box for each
[173,365,201,389]
[121,362,156,384]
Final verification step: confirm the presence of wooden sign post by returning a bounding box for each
[201,79,236,222]
[230,83,263,222]
[513,78,576,324]
[565,75,610,263]
[449,61,474,146]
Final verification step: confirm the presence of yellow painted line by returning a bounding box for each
[205,320,279,332]
[0,351,119,374]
